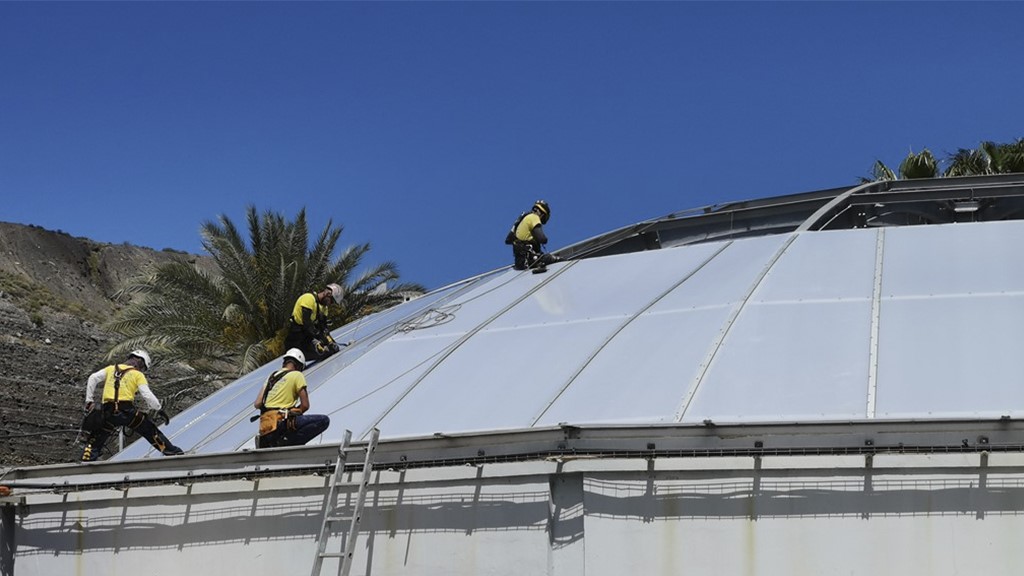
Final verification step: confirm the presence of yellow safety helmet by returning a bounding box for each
[533,200,550,223]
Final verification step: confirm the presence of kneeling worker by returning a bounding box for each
[506,200,558,271]
[285,283,349,363]
[80,349,184,461]
[254,348,330,448]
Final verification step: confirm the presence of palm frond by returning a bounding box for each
[108,206,421,381]
[899,149,938,179]
[862,160,896,183]
[943,146,991,177]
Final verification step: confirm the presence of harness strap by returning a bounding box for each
[259,369,290,412]
[111,365,135,414]
[509,212,528,238]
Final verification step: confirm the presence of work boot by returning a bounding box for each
[162,445,185,456]
[81,444,100,462]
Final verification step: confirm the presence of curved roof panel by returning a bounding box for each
[117,174,1024,458]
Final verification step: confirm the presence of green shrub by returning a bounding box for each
[87,249,102,282]
[0,270,100,322]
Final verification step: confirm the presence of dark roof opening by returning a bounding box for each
[557,174,1024,262]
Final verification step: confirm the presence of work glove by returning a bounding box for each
[313,339,327,355]
[157,409,171,426]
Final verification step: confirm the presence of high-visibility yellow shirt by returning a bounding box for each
[515,212,542,242]
[291,292,324,325]
[261,369,307,410]
[100,365,149,403]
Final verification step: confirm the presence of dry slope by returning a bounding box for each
[0,221,213,467]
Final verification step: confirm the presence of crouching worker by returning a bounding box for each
[285,283,350,364]
[80,349,184,461]
[254,348,330,448]
[506,200,558,271]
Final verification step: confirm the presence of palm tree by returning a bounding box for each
[943,144,993,177]
[107,206,424,379]
[865,138,1024,182]
[898,148,939,179]
[992,138,1024,173]
[952,139,1024,175]
[861,148,937,182]
[863,160,897,183]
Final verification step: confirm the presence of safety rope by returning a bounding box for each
[395,304,461,332]
[0,428,80,440]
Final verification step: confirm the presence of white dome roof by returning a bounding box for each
[118,174,1024,458]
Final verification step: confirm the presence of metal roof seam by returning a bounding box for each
[672,232,800,423]
[324,346,451,417]
[529,240,734,428]
[866,227,886,419]
[218,272,518,451]
[359,261,581,440]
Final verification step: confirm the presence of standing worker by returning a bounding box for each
[285,283,349,363]
[80,349,184,461]
[506,200,558,271]
[254,348,331,448]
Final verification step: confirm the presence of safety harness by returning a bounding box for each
[81,365,143,460]
[111,365,134,413]
[255,370,299,442]
[504,212,529,245]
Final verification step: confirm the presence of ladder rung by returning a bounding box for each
[311,428,380,576]
[317,552,350,559]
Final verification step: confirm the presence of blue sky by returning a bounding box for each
[2,2,1022,291]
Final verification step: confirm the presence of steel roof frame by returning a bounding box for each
[558,174,1024,261]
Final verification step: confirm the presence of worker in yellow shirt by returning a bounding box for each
[284,283,350,362]
[80,349,184,461]
[505,200,558,271]
[254,348,330,448]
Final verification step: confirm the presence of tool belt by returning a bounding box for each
[258,409,287,437]
[258,408,300,437]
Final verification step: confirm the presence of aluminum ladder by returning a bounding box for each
[310,428,380,576]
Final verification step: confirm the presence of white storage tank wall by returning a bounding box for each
[12,452,1024,576]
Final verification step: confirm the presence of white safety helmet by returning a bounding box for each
[129,349,152,371]
[283,348,306,370]
[326,283,344,304]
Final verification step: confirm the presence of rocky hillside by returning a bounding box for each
[0,222,215,468]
